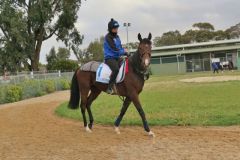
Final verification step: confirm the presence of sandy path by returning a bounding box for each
[0,91,240,160]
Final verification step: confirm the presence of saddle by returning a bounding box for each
[80,58,129,84]
[96,59,128,84]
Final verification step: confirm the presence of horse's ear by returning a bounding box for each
[138,33,142,42]
[148,33,152,40]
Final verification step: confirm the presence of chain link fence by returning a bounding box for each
[186,57,236,72]
[150,55,236,74]
[0,70,74,86]
[0,71,75,104]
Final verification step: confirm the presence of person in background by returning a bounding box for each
[212,62,219,74]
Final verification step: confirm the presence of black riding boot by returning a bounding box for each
[105,58,119,94]
[106,71,118,94]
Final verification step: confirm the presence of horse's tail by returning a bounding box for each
[68,69,80,109]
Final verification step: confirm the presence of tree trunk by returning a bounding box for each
[32,40,43,71]
[32,28,44,71]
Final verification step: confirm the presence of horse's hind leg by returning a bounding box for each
[79,88,90,132]
[86,87,101,130]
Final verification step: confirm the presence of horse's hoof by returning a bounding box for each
[85,125,92,133]
[114,127,121,134]
[148,131,155,137]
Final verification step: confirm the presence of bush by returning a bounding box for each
[44,80,55,93]
[59,79,70,90]
[54,78,71,90]
[0,78,71,104]
[0,86,5,104]
[47,59,79,71]
[5,85,22,103]
[20,80,41,99]
[36,90,46,97]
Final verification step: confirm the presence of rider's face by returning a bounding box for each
[111,28,118,33]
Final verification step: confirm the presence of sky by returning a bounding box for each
[40,0,240,64]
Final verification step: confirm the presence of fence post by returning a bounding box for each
[30,71,34,79]
[202,58,205,71]
[44,70,46,80]
[13,76,16,85]
[176,54,180,73]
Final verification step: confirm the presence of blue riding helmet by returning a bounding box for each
[108,18,120,31]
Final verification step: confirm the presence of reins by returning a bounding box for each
[116,51,150,102]
[130,51,150,81]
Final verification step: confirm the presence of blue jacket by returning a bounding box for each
[104,33,125,60]
[212,62,218,70]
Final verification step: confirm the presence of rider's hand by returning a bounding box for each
[124,48,128,53]
[123,52,130,57]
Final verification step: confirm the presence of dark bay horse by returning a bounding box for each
[68,33,155,137]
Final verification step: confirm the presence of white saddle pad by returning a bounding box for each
[96,61,127,84]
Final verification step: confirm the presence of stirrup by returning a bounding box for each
[106,88,114,94]
[106,83,117,95]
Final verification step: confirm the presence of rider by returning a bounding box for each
[104,18,127,94]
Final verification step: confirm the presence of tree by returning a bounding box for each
[46,47,74,70]
[0,0,83,71]
[194,30,215,42]
[46,47,57,61]
[86,37,104,61]
[72,47,90,64]
[213,30,229,40]
[186,22,216,42]
[57,47,70,60]
[123,42,139,50]
[226,23,240,39]
[46,47,57,70]
[153,22,240,47]
[180,29,196,44]
[153,30,181,47]
[54,59,79,71]
[153,36,161,47]
[0,42,26,73]
[193,22,215,31]
[73,36,104,63]
[0,1,28,72]
[180,23,216,43]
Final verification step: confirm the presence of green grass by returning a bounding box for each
[55,71,240,126]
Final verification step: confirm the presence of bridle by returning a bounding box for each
[130,47,151,81]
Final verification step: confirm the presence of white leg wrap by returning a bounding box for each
[85,125,92,133]
[148,131,155,137]
[114,127,121,134]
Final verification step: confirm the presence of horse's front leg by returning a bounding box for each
[130,93,155,137]
[114,97,131,134]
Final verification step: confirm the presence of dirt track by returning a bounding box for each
[0,91,240,160]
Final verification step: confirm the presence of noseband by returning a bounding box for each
[129,49,151,81]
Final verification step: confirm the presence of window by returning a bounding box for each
[162,56,177,63]
[151,58,160,64]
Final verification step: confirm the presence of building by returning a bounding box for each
[147,39,240,75]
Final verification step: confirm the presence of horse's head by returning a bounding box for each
[137,33,152,69]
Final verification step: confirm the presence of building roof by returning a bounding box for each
[153,39,240,50]
[131,39,240,57]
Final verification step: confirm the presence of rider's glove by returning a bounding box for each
[124,52,130,57]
